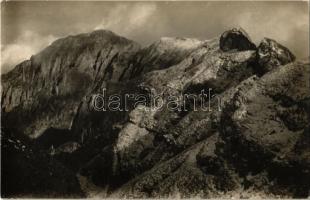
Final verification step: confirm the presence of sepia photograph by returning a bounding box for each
[1,0,309,198]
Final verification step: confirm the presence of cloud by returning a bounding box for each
[1,30,56,74]
[95,3,157,37]
[230,4,309,58]
[1,3,157,74]
[1,1,307,75]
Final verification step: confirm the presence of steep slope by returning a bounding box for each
[1,30,140,138]
[130,37,203,76]
[64,28,308,198]
[67,29,257,182]
[110,60,309,198]
[1,28,308,198]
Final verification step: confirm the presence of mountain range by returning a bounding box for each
[1,28,309,198]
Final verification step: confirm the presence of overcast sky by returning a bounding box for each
[1,1,309,73]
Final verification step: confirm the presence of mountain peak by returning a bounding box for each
[156,36,203,51]
[220,27,256,51]
[49,29,136,49]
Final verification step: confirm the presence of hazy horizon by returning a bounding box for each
[1,1,309,73]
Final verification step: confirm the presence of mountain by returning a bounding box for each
[1,28,309,198]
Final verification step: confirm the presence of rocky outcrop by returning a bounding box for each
[220,28,256,52]
[1,28,308,198]
[104,59,309,198]
[257,38,296,73]
[102,59,309,198]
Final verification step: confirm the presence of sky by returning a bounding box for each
[1,1,309,74]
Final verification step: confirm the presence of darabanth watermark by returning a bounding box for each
[91,88,222,112]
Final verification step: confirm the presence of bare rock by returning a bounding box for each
[257,38,295,73]
[220,28,256,52]
[2,28,309,198]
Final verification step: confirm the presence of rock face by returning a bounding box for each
[257,38,296,73]
[1,30,140,138]
[1,28,309,198]
[220,28,256,52]
[131,37,203,75]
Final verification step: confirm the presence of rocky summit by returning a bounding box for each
[1,28,309,198]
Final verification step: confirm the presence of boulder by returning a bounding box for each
[257,38,295,73]
[220,28,256,52]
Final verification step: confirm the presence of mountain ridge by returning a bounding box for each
[1,28,309,198]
